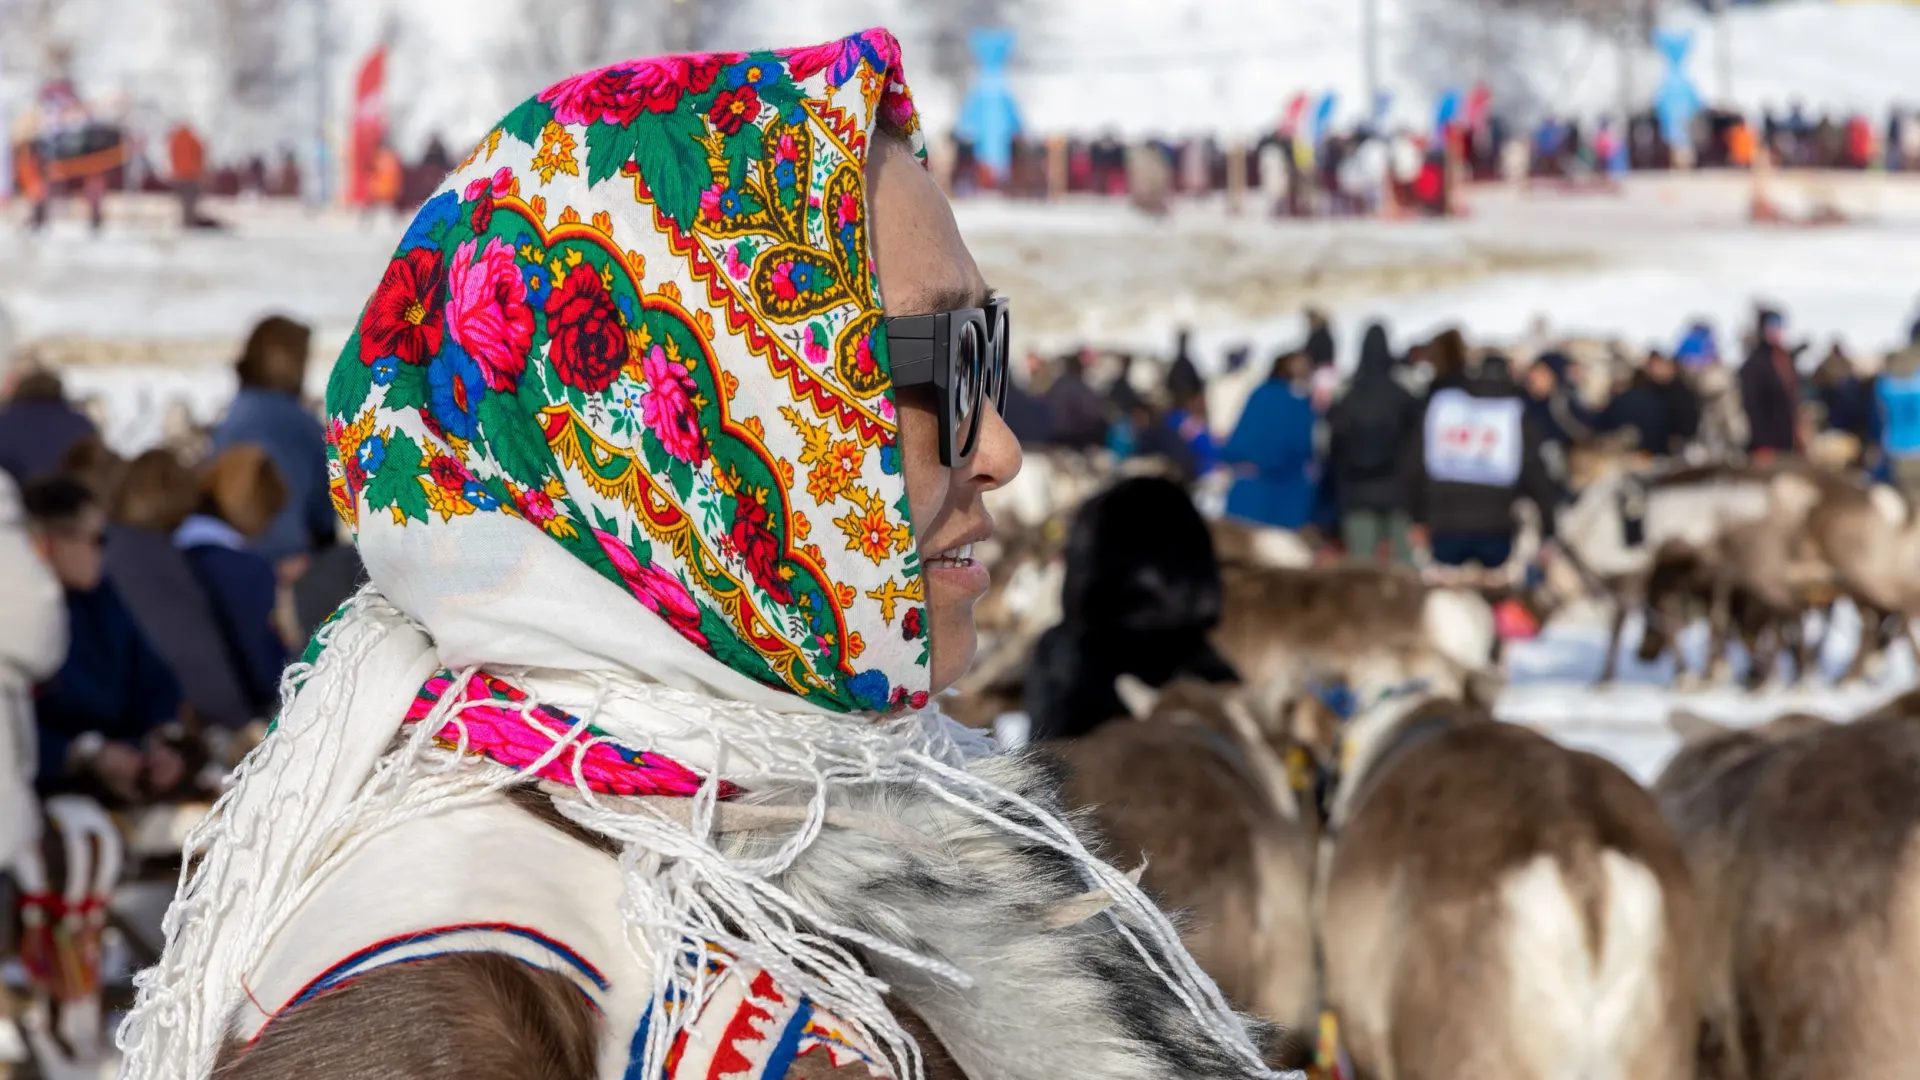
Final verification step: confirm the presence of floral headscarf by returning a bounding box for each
[326,28,930,715]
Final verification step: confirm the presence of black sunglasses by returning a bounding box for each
[884,296,1010,466]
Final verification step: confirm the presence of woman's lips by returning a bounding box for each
[926,542,991,595]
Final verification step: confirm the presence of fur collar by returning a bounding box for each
[745,751,1291,1079]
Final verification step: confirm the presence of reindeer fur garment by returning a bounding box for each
[734,751,1283,1080]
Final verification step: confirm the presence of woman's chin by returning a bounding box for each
[925,618,978,695]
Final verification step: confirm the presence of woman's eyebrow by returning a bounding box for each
[902,281,996,316]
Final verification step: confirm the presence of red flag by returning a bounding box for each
[1465,81,1492,131]
[1280,93,1309,138]
[347,48,387,206]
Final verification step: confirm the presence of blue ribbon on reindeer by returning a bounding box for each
[955,28,1022,183]
[1308,679,1359,722]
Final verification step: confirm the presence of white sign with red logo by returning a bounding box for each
[1424,388,1523,487]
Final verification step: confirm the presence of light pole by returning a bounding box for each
[311,0,331,208]
[1716,0,1733,105]
[1362,0,1379,120]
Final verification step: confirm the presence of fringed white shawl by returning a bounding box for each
[116,588,1287,1080]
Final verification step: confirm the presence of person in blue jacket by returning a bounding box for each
[177,445,291,716]
[1222,351,1319,530]
[210,316,336,572]
[23,478,184,804]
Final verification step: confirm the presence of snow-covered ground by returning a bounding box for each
[1501,600,1915,784]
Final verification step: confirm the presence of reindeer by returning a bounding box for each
[1211,562,1499,722]
[1307,689,1697,1080]
[1210,518,1314,571]
[1052,677,1320,1070]
[1655,704,1920,1080]
[1553,458,1825,685]
[1651,711,1830,1080]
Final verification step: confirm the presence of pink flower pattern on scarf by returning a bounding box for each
[640,344,708,465]
[594,528,711,647]
[446,236,535,391]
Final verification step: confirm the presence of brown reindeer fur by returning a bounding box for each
[1636,541,1818,688]
[1724,713,1920,1080]
[212,952,600,1080]
[217,786,969,1080]
[1599,462,1911,688]
[1050,680,1318,1068]
[1212,563,1492,715]
[1321,700,1695,1080]
[1654,711,1830,1080]
[1210,518,1312,571]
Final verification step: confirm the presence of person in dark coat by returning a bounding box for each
[0,368,97,485]
[1221,352,1319,529]
[1410,355,1560,570]
[1114,400,1200,479]
[1740,309,1803,458]
[1523,350,1596,451]
[1042,351,1110,450]
[1812,342,1881,457]
[999,361,1053,446]
[177,445,292,716]
[1165,328,1205,402]
[211,315,336,572]
[1302,308,1336,370]
[1327,323,1421,563]
[1106,353,1147,416]
[1024,476,1236,742]
[23,478,184,804]
[104,450,257,731]
[1597,351,1702,457]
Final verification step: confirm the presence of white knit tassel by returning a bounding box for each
[118,589,408,1077]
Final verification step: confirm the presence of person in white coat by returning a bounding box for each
[0,466,65,868]
[1,297,65,865]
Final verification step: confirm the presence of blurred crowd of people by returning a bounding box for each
[0,315,353,824]
[13,97,464,233]
[940,96,1920,221]
[1009,302,1920,586]
[17,98,1920,235]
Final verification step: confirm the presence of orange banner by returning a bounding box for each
[347,47,387,206]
